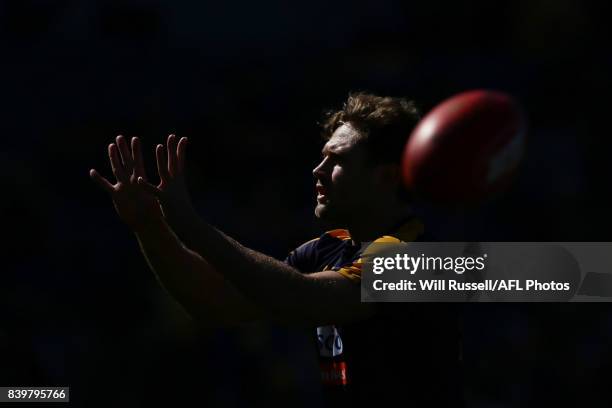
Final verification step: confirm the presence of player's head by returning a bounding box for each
[313,92,420,225]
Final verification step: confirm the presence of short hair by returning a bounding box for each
[321,92,421,166]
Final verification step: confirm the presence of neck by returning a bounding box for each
[346,201,414,243]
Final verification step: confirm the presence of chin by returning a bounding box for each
[314,203,327,219]
[316,201,338,219]
[314,203,345,228]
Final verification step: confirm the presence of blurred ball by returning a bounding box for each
[402,90,526,203]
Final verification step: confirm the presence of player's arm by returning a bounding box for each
[140,135,375,326]
[134,218,262,326]
[90,136,261,326]
[169,221,375,326]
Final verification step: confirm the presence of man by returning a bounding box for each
[90,93,463,406]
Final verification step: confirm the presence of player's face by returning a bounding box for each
[312,123,378,224]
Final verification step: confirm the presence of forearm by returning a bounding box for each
[172,214,347,324]
[134,217,259,326]
[150,169,317,316]
[162,199,203,249]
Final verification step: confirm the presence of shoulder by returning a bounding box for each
[296,229,351,253]
[324,229,351,241]
[387,218,425,242]
[285,229,351,272]
[360,218,427,262]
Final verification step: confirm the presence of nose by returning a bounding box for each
[312,158,327,180]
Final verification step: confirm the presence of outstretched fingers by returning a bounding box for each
[108,143,128,182]
[115,135,134,174]
[90,169,115,193]
[167,134,178,176]
[131,137,146,179]
[177,137,188,173]
[156,144,171,184]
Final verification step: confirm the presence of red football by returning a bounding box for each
[402,90,526,203]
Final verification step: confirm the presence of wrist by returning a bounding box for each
[132,215,168,236]
[163,201,198,227]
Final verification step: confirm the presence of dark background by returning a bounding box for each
[1,0,612,406]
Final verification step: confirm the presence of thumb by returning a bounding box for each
[137,177,163,198]
[90,169,114,194]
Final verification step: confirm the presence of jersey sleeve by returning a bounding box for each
[337,259,364,282]
[336,236,401,283]
[284,238,320,273]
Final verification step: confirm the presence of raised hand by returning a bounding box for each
[137,134,196,224]
[90,135,163,231]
